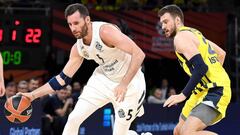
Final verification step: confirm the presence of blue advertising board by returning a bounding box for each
[0,100,239,135]
[80,103,240,135]
[78,104,182,135]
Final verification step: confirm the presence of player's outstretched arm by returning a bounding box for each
[164,32,208,107]
[21,44,83,101]
[207,39,226,65]
[0,53,5,97]
[100,24,145,102]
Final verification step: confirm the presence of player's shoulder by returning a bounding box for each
[174,30,195,42]
[174,30,197,52]
[69,43,82,58]
[174,31,188,43]
[70,42,78,53]
[99,23,120,37]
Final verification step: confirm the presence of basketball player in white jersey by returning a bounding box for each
[20,3,151,135]
[0,53,5,97]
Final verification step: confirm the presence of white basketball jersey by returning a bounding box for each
[76,21,133,82]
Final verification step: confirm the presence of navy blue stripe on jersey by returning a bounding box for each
[196,87,203,92]
[138,90,145,104]
[203,87,223,109]
[177,59,183,67]
[204,75,212,83]
[135,90,145,117]
[199,80,204,86]
[135,109,140,117]
[137,90,146,111]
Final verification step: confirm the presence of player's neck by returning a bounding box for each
[82,22,93,46]
[176,24,184,33]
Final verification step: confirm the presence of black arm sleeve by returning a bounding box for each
[182,54,208,97]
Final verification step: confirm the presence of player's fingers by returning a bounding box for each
[0,88,4,96]
[16,92,22,96]
[163,97,172,107]
[0,91,4,97]
[168,100,176,107]
[119,94,125,102]
[163,100,169,107]
[114,89,119,98]
[115,95,119,101]
[115,92,121,101]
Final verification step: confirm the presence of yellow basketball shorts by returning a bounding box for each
[181,86,231,125]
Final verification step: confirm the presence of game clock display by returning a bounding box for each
[0,14,49,69]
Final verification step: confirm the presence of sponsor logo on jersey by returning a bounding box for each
[80,46,89,58]
[83,51,89,58]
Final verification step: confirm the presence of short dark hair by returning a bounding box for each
[64,3,89,18]
[158,4,184,22]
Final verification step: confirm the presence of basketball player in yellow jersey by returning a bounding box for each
[0,53,5,97]
[158,5,231,135]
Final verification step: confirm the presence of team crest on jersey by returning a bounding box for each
[80,46,89,58]
[82,50,89,58]
[95,42,103,52]
[118,109,125,118]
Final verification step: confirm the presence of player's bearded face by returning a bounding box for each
[163,20,176,38]
[67,11,88,39]
[160,13,177,38]
[75,20,88,39]
[169,22,177,38]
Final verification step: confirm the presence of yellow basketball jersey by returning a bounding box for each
[175,26,230,89]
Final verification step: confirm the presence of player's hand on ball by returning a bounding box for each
[17,92,35,102]
[114,83,127,102]
[163,93,186,107]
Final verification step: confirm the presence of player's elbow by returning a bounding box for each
[132,47,145,64]
[138,50,145,62]
[141,50,146,59]
[218,49,226,58]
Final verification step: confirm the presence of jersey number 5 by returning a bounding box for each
[126,109,133,121]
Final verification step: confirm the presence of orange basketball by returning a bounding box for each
[4,95,32,124]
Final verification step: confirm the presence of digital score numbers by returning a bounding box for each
[0,20,42,44]
[0,14,49,69]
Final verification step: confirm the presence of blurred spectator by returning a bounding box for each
[41,93,55,135]
[160,78,168,100]
[45,88,73,135]
[71,81,82,104]
[0,81,17,101]
[17,80,28,93]
[65,85,72,98]
[167,87,177,98]
[28,77,40,92]
[147,87,166,104]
